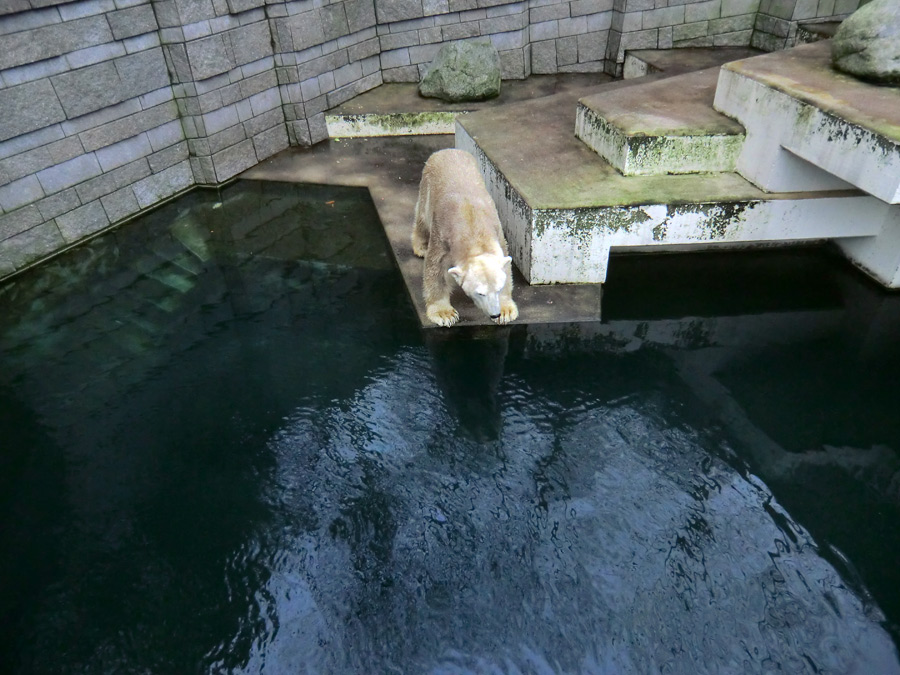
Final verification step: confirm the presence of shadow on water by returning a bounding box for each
[0,181,899,673]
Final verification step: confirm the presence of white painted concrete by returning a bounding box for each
[715,68,900,204]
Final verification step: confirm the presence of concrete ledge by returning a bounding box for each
[714,41,900,204]
[326,111,460,137]
[575,68,745,176]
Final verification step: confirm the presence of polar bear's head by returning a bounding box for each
[448,253,511,320]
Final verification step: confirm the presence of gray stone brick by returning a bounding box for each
[491,29,526,49]
[442,21,482,40]
[116,48,171,97]
[709,13,755,33]
[147,120,184,151]
[380,30,421,50]
[80,102,180,152]
[587,11,612,31]
[108,4,158,40]
[322,4,350,41]
[348,37,381,62]
[531,39,557,73]
[203,105,240,135]
[346,0,377,33]
[124,32,163,55]
[176,0,216,23]
[208,124,246,154]
[685,0,721,22]
[51,61,127,119]
[96,133,153,172]
[0,204,42,239]
[480,12,529,34]
[531,19,559,40]
[673,20,709,41]
[557,35,578,65]
[642,5,685,28]
[721,0,759,16]
[424,0,450,14]
[1,55,68,88]
[0,79,66,142]
[376,0,425,23]
[1,146,52,183]
[100,187,142,223]
[0,220,66,271]
[133,160,193,207]
[620,27,659,50]
[57,200,110,242]
[240,70,279,99]
[162,43,193,83]
[382,64,419,82]
[229,20,272,65]
[37,188,81,221]
[37,153,103,194]
[558,15,587,36]
[449,0,478,11]
[66,42,128,70]
[408,42,441,64]
[211,139,256,182]
[713,28,753,45]
[249,88,281,116]
[186,35,234,81]
[227,0,266,12]
[0,126,65,164]
[570,0,614,17]
[0,15,113,71]
[243,108,283,137]
[149,141,189,172]
[531,4,569,22]
[251,124,288,161]
[75,157,151,202]
[0,175,44,212]
[289,10,326,50]
[308,113,328,145]
[577,31,606,61]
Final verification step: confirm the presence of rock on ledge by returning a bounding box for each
[832,0,900,86]
[419,39,501,103]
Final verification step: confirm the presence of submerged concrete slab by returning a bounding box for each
[457,73,893,285]
[714,40,900,203]
[576,68,745,176]
[326,73,607,138]
[240,136,602,328]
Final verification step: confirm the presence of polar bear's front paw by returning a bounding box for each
[427,302,459,327]
[494,300,518,325]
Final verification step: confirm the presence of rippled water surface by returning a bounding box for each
[1,181,899,674]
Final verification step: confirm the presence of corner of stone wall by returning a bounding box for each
[751,0,862,52]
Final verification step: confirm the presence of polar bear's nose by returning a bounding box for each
[490,313,500,319]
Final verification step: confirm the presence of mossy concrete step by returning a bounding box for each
[325,74,604,138]
[456,78,896,286]
[622,46,761,79]
[575,68,745,176]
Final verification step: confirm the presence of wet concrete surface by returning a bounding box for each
[241,136,603,329]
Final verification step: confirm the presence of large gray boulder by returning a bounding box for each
[419,39,501,102]
[832,0,900,86]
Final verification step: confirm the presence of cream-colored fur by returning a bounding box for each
[412,149,518,327]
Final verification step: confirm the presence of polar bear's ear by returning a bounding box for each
[503,256,512,264]
[448,266,463,283]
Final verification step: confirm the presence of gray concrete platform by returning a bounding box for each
[576,67,746,176]
[327,73,609,137]
[240,136,602,329]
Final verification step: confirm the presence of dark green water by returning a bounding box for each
[1,180,898,674]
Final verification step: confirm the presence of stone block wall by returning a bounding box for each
[0,0,192,278]
[752,0,863,51]
[0,0,868,278]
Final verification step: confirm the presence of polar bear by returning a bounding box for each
[412,149,519,328]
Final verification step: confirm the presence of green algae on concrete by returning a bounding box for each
[326,111,460,137]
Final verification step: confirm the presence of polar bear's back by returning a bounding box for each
[421,149,489,198]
